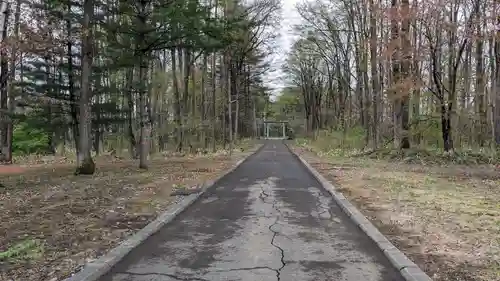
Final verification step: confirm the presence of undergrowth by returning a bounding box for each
[0,239,44,262]
[11,138,257,165]
[360,148,497,165]
[296,128,500,165]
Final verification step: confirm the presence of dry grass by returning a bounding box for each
[0,145,259,281]
[292,145,500,281]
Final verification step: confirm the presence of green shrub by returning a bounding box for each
[12,122,49,155]
[314,127,366,151]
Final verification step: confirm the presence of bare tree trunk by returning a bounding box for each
[391,0,402,148]
[67,0,79,154]
[138,54,150,169]
[171,48,182,152]
[2,0,20,163]
[0,1,8,162]
[494,5,500,145]
[400,0,411,149]
[211,1,218,153]
[2,0,17,163]
[226,59,233,154]
[475,9,486,146]
[234,67,240,142]
[125,68,138,158]
[211,52,217,153]
[182,49,192,152]
[360,0,371,146]
[201,53,207,150]
[75,0,95,175]
[489,35,496,150]
[136,2,151,169]
[252,95,257,138]
[411,4,422,146]
[463,42,472,144]
[223,0,232,152]
[369,0,380,148]
[190,57,197,150]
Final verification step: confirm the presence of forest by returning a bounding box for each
[0,0,281,280]
[0,0,279,173]
[273,0,500,279]
[0,0,499,280]
[271,0,500,161]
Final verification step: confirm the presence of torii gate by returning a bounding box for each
[261,121,288,139]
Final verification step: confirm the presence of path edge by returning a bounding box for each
[64,144,263,281]
[286,143,433,281]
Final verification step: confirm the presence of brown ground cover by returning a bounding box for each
[292,144,500,281]
[0,145,259,281]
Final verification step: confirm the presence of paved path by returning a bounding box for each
[100,141,403,281]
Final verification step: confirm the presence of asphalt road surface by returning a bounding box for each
[99,140,404,281]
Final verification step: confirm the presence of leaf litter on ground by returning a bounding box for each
[0,144,259,281]
[292,143,500,281]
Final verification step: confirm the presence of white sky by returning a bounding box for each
[264,0,302,100]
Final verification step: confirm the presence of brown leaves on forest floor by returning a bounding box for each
[292,145,500,281]
[0,147,258,281]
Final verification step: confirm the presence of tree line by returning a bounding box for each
[280,0,500,154]
[0,0,280,173]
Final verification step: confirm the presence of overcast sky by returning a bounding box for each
[264,0,302,100]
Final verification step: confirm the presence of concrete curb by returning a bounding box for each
[64,144,263,281]
[287,145,433,281]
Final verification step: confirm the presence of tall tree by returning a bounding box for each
[75,0,96,174]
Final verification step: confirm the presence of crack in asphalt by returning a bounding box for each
[118,266,278,280]
[269,217,286,281]
[310,187,332,220]
[258,185,271,202]
[116,271,209,281]
[259,182,286,281]
[210,266,276,272]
